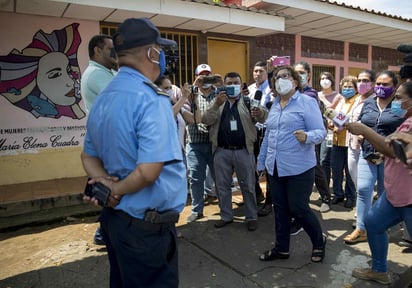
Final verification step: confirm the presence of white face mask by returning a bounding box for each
[320,79,332,89]
[275,78,293,95]
[300,74,307,87]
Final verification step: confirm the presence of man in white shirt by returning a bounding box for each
[81,34,118,244]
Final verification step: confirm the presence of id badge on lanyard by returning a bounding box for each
[230,118,238,131]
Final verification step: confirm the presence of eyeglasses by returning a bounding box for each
[357,79,370,83]
[275,73,291,80]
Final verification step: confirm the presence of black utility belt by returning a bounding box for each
[112,209,179,232]
[219,145,245,150]
[144,209,180,224]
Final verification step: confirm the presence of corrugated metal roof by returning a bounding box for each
[184,0,411,22]
[181,0,280,16]
[317,0,412,22]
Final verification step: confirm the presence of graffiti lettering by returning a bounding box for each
[22,136,48,149]
[0,138,21,151]
[50,135,79,147]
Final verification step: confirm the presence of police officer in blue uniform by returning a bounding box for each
[81,18,186,288]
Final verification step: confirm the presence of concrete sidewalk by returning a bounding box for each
[0,194,411,288]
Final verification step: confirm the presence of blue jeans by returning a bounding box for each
[356,155,385,230]
[320,140,332,187]
[204,166,215,196]
[331,145,355,200]
[269,166,323,253]
[186,143,214,214]
[365,192,412,272]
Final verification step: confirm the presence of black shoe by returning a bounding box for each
[214,219,233,228]
[247,220,257,231]
[344,199,355,208]
[331,197,344,205]
[204,194,217,206]
[187,213,203,223]
[399,239,412,248]
[258,204,272,217]
[93,227,105,245]
[256,193,265,203]
[290,221,304,236]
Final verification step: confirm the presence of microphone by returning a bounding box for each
[324,108,349,130]
[251,90,262,108]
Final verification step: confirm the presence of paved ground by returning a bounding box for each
[0,187,411,288]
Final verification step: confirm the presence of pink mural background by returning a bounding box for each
[0,13,99,156]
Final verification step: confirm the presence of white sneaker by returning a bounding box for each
[320,203,330,213]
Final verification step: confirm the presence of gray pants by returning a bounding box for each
[213,147,257,222]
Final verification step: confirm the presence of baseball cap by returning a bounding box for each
[113,18,176,52]
[195,64,212,75]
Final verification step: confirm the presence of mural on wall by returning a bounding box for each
[0,23,86,156]
[0,23,84,119]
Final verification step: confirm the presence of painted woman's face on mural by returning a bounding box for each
[37,52,76,106]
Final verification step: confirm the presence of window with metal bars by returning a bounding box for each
[100,24,198,87]
[160,32,198,87]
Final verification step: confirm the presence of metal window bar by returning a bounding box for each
[101,24,198,87]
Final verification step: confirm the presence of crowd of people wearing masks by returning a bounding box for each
[81,17,412,287]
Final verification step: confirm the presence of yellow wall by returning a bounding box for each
[207,38,248,83]
[348,67,364,77]
[0,148,85,185]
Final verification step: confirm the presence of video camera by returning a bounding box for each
[215,86,235,96]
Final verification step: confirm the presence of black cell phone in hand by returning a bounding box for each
[391,139,407,165]
[84,181,111,207]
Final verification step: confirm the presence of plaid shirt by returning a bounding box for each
[185,91,216,144]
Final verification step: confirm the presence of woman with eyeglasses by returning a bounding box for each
[343,70,376,244]
[257,66,327,263]
[347,70,376,189]
[344,71,404,245]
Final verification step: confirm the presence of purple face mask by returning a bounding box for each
[357,82,372,95]
[374,85,394,99]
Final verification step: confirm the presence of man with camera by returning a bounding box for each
[202,72,267,231]
[183,64,221,223]
[81,18,186,287]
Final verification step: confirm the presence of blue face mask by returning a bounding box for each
[391,100,407,117]
[226,84,241,98]
[158,50,166,76]
[341,88,355,98]
[150,47,166,76]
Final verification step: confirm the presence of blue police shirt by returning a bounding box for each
[257,90,326,177]
[84,66,187,219]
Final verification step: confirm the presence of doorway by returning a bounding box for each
[207,38,248,83]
